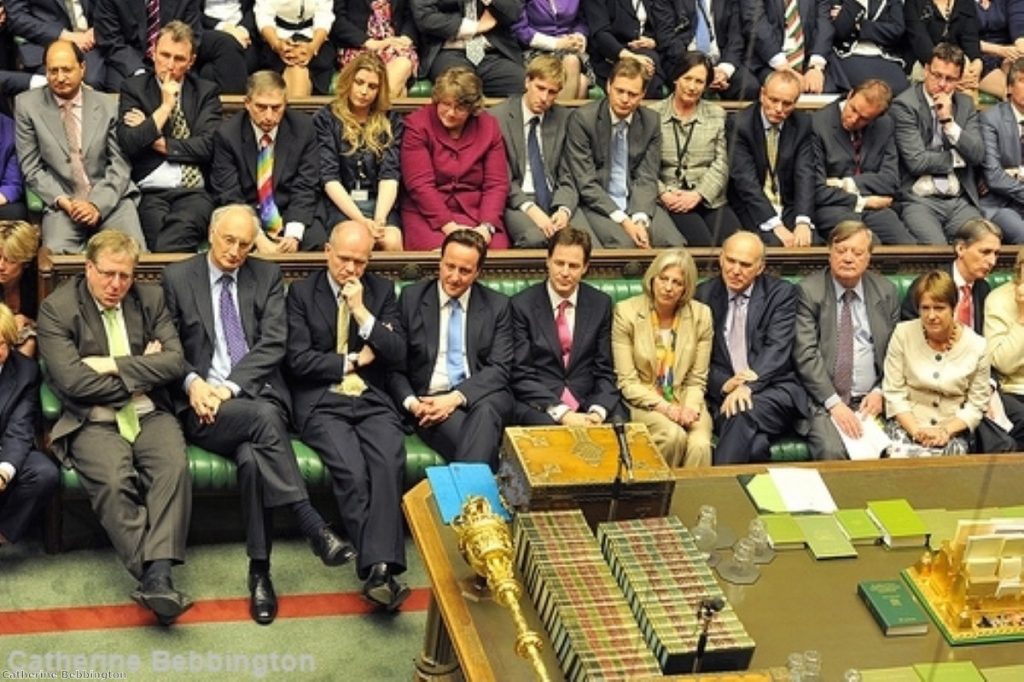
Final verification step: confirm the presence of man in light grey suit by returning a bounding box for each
[793,221,900,460]
[489,54,592,248]
[979,57,1024,244]
[563,57,684,249]
[14,40,143,254]
[890,43,984,245]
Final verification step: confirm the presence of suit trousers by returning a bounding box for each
[300,392,407,577]
[139,188,214,253]
[665,204,742,247]
[504,206,595,248]
[417,391,513,470]
[630,406,712,468]
[836,55,909,96]
[583,205,685,248]
[69,411,191,578]
[184,398,310,561]
[712,385,800,465]
[983,205,1024,244]
[901,194,982,245]
[0,449,59,544]
[715,65,761,101]
[815,205,914,245]
[197,30,260,95]
[998,390,1024,451]
[42,199,146,254]
[804,407,851,461]
[0,200,28,221]
[428,50,526,98]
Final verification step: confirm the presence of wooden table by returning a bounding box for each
[403,455,1024,681]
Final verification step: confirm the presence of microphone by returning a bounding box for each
[613,421,634,480]
[693,596,726,673]
[698,597,726,617]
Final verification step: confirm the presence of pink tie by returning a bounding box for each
[556,300,579,410]
[958,284,972,327]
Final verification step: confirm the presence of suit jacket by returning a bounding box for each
[899,261,990,334]
[117,72,223,184]
[511,0,588,45]
[285,269,406,432]
[411,0,524,77]
[14,87,138,220]
[694,273,806,412]
[649,0,746,74]
[7,0,97,70]
[564,99,663,219]
[210,108,321,227]
[94,0,203,80]
[811,99,900,210]
[390,279,514,408]
[984,280,1024,392]
[831,0,905,57]
[728,103,815,226]
[0,113,24,204]
[611,294,712,414]
[649,96,730,208]
[903,0,981,65]
[37,276,185,460]
[980,101,1024,211]
[741,0,834,72]
[332,0,417,48]
[510,281,620,416]
[489,96,579,214]
[794,268,900,410]
[584,0,656,63]
[890,83,985,206]
[0,351,41,472]
[162,253,293,416]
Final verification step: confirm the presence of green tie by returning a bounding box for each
[102,308,142,443]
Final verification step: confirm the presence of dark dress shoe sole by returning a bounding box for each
[315,542,357,567]
[131,590,193,621]
[363,580,412,612]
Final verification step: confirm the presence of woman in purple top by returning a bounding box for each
[511,0,591,99]
[976,0,1022,100]
[0,113,25,221]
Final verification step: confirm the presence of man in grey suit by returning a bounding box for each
[812,79,914,245]
[489,54,592,248]
[890,42,984,245]
[37,230,191,624]
[793,221,900,460]
[979,57,1024,244]
[14,40,144,254]
[563,57,684,249]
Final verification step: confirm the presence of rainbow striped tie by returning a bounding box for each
[257,133,283,238]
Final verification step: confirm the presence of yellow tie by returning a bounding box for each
[102,308,142,443]
[335,295,367,397]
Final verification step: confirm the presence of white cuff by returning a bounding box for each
[283,221,306,240]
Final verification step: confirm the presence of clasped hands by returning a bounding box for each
[772,223,814,247]
[188,377,233,425]
[409,393,462,427]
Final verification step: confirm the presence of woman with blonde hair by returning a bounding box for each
[612,248,713,467]
[0,221,40,357]
[313,53,403,250]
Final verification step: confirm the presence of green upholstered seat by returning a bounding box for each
[26,189,43,213]
[409,80,433,98]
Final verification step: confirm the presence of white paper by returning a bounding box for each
[767,467,838,514]
[834,415,891,461]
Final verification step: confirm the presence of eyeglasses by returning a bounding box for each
[926,70,960,85]
[91,265,133,283]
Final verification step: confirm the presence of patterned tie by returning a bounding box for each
[446,298,466,387]
[556,300,578,410]
[335,292,367,396]
[102,309,142,443]
[219,275,249,367]
[170,104,203,188]
[695,0,712,54]
[60,99,90,198]
[527,117,551,212]
[609,120,629,211]
[257,134,284,238]
[932,111,951,194]
[783,0,805,70]
[464,0,486,65]
[834,289,855,405]
[850,130,863,176]
[764,125,781,207]
[146,0,161,60]
[958,284,973,327]
[727,294,749,374]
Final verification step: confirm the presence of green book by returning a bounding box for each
[741,473,786,513]
[866,499,928,548]
[859,668,923,682]
[981,664,1024,681]
[857,579,929,636]
[913,662,984,682]
[796,514,858,559]
[917,508,957,551]
[835,508,884,545]
[759,513,805,549]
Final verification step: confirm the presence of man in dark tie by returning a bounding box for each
[510,227,623,426]
[979,57,1024,244]
[37,230,191,623]
[390,229,513,469]
[162,204,354,625]
[740,0,840,93]
[286,221,410,610]
[793,221,900,460]
[694,231,806,465]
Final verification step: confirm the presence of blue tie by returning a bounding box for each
[695,0,712,54]
[219,275,249,367]
[609,120,628,211]
[527,116,551,212]
[446,298,466,387]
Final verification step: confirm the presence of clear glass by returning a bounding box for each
[717,536,761,584]
[802,650,823,682]
[747,518,776,564]
[691,504,719,563]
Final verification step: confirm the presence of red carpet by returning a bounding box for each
[0,588,431,635]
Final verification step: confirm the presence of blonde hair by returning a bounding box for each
[0,302,19,345]
[331,53,395,159]
[0,221,41,264]
[642,248,697,307]
[85,230,141,264]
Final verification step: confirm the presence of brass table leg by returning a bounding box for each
[414,595,463,681]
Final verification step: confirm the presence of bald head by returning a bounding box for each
[719,232,766,293]
[326,221,373,285]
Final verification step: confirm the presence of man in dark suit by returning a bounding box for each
[197,0,260,94]
[210,70,324,253]
[584,0,666,98]
[117,21,221,253]
[979,57,1024,244]
[890,42,985,245]
[740,0,841,92]
[900,218,1001,335]
[37,230,191,623]
[286,221,410,611]
[0,304,59,547]
[728,69,818,247]
[14,40,145,254]
[510,227,623,426]
[793,221,900,460]
[391,229,514,469]
[489,54,591,248]
[694,231,806,465]
[162,204,353,625]
[411,0,525,97]
[812,78,913,244]
[6,0,112,90]
[564,57,684,249]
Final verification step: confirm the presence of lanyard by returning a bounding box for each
[671,118,698,187]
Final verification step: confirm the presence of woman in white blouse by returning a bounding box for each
[255,0,336,96]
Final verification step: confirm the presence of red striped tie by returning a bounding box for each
[146,0,161,60]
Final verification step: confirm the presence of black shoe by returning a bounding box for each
[310,527,356,567]
[248,573,278,625]
[362,564,411,612]
[131,576,193,624]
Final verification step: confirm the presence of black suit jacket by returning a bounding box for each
[585,0,656,63]
[0,351,41,472]
[411,0,523,77]
[285,269,406,432]
[899,261,991,335]
[650,0,746,75]
[728,103,815,227]
[162,253,293,416]
[210,109,321,226]
[117,72,223,183]
[510,281,621,416]
[7,0,96,69]
[741,0,834,73]
[332,0,417,49]
[94,0,203,80]
[390,279,513,408]
[201,0,256,34]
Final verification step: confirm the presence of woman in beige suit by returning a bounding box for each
[612,248,713,467]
